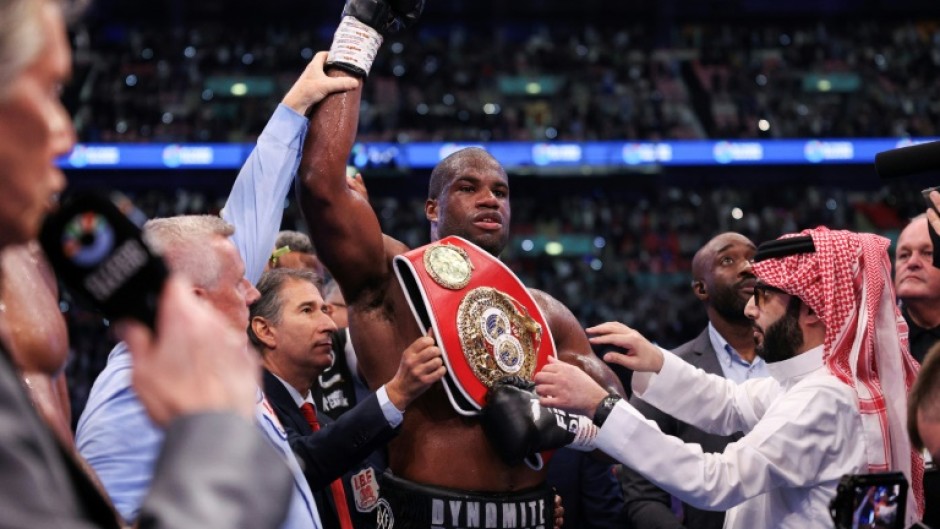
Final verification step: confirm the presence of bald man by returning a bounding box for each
[621,232,769,529]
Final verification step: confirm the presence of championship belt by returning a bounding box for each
[393,236,556,416]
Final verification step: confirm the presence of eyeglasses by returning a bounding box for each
[753,283,787,308]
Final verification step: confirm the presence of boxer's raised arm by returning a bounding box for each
[296,0,423,303]
[297,78,387,302]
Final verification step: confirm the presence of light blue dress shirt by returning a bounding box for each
[707,322,770,384]
[76,104,318,528]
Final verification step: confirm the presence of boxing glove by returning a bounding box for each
[327,0,425,77]
[481,377,598,467]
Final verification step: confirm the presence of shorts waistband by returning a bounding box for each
[378,472,554,529]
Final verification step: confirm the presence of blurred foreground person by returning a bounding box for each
[0,243,72,445]
[0,0,293,527]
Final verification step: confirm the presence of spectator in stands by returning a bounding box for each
[621,231,768,529]
[894,214,940,364]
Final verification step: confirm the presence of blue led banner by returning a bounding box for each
[58,138,940,170]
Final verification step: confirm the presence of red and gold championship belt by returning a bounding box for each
[393,236,557,416]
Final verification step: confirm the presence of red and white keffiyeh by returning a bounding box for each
[752,226,924,519]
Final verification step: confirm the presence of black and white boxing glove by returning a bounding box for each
[481,377,598,468]
[327,0,425,78]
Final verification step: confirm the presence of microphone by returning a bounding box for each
[874,140,940,179]
[40,192,168,330]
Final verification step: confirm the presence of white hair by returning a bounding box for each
[0,0,45,100]
[143,215,235,288]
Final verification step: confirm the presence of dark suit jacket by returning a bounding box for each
[547,448,623,529]
[263,369,399,529]
[621,329,742,529]
[0,345,292,529]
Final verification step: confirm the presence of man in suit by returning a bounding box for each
[76,51,358,529]
[620,232,767,529]
[0,1,293,526]
[249,268,445,529]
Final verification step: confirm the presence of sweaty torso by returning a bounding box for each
[348,241,544,491]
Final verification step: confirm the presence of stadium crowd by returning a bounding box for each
[71,18,940,143]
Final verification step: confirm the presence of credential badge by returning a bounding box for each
[424,243,473,290]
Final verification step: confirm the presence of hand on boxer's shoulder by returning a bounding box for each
[585,321,665,373]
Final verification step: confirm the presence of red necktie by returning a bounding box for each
[300,402,355,529]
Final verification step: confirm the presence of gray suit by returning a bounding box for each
[621,329,742,529]
[0,345,293,529]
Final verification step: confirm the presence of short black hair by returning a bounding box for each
[427,147,497,200]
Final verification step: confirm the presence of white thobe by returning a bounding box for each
[597,346,868,529]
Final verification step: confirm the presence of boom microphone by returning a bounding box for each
[875,140,940,179]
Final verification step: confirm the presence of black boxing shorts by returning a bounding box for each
[373,471,554,529]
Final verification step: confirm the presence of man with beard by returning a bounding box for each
[535,227,924,528]
[620,232,767,529]
[295,0,624,524]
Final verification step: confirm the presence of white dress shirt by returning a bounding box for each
[597,346,868,529]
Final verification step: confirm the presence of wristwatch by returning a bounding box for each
[592,393,623,427]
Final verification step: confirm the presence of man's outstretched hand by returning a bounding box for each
[586,321,665,374]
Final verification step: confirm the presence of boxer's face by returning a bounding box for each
[0,1,72,249]
[426,153,511,257]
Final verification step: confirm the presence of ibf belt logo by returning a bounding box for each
[352,468,380,512]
